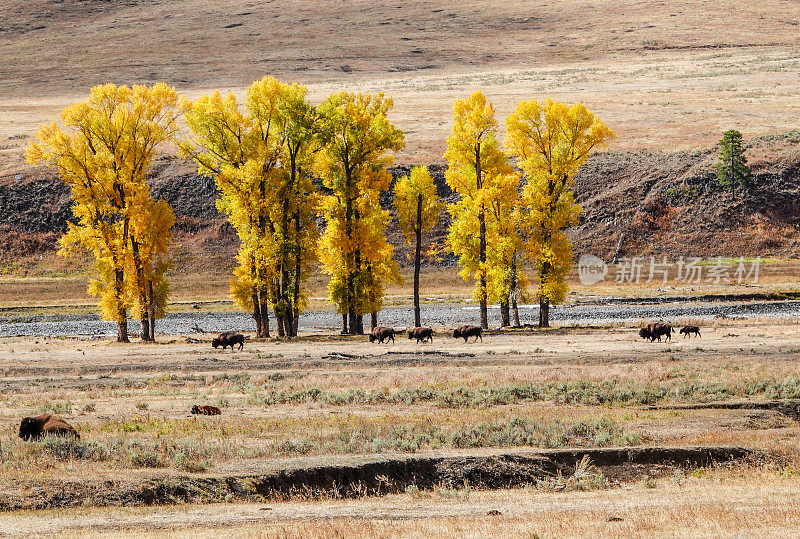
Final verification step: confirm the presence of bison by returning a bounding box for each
[191,405,221,416]
[640,321,673,342]
[453,324,482,343]
[408,327,434,343]
[369,326,396,344]
[212,332,245,350]
[19,414,79,441]
[680,325,701,338]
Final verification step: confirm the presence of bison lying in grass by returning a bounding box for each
[19,414,79,441]
[369,326,396,344]
[212,332,245,350]
[453,324,482,343]
[408,327,434,343]
[191,405,222,416]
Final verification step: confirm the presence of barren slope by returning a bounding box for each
[2,0,800,166]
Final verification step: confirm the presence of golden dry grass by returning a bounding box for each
[2,0,800,169]
[3,323,800,484]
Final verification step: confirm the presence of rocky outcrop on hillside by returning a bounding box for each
[572,132,800,259]
[2,133,800,265]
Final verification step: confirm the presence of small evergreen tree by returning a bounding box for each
[716,129,751,197]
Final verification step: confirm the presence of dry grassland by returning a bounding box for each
[3,460,800,537]
[2,322,800,481]
[2,0,800,169]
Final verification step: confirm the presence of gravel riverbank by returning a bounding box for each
[2,300,800,338]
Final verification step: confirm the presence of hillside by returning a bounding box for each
[3,133,800,280]
[2,0,800,167]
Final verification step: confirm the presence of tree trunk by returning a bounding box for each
[371,311,378,330]
[356,314,364,335]
[538,298,550,328]
[538,260,552,328]
[348,311,358,336]
[414,194,422,328]
[275,303,286,338]
[140,312,150,342]
[293,213,302,337]
[130,238,151,342]
[476,143,488,330]
[148,280,156,341]
[342,313,348,335]
[512,295,521,327]
[511,254,521,327]
[500,299,510,327]
[261,300,270,338]
[117,318,129,343]
[115,268,129,343]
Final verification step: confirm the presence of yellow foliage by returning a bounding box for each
[26,83,183,332]
[315,92,404,317]
[444,91,521,307]
[393,165,441,247]
[505,99,615,305]
[181,77,320,333]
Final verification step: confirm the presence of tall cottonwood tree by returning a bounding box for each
[128,198,174,341]
[182,77,320,337]
[27,83,183,342]
[506,99,615,327]
[393,165,442,327]
[315,92,404,334]
[445,91,511,329]
[483,170,524,327]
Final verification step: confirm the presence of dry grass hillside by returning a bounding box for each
[2,0,800,168]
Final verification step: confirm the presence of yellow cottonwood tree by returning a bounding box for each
[444,91,513,329]
[181,77,320,337]
[128,198,174,341]
[315,92,404,334]
[393,165,442,327]
[505,99,615,327]
[27,83,183,342]
[483,170,525,327]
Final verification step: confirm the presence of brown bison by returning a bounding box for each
[453,324,482,343]
[191,405,222,416]
[19,414,79,441]
[408,327,434,343]
[639,321,673,342]
[369,326,396,343]
[680,325,701,338]
[212,332,245,350]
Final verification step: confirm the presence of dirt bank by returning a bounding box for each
[0,446,755,511]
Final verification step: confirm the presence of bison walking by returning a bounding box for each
[19,414,79,441]
[212,332,245,350]
[369,326,396,344]
[453,324,482,343]
[639,321,673,342]
[680,325,701,338]
[408,327,434,343]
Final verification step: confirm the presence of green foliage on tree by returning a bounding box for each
[716,129,751,197]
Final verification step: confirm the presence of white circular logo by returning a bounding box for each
[578,254,608,285]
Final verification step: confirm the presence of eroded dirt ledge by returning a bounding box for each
[0,446,756,511]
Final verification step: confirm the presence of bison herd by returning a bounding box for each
[17,320,699,444]
[639,321,702,342]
